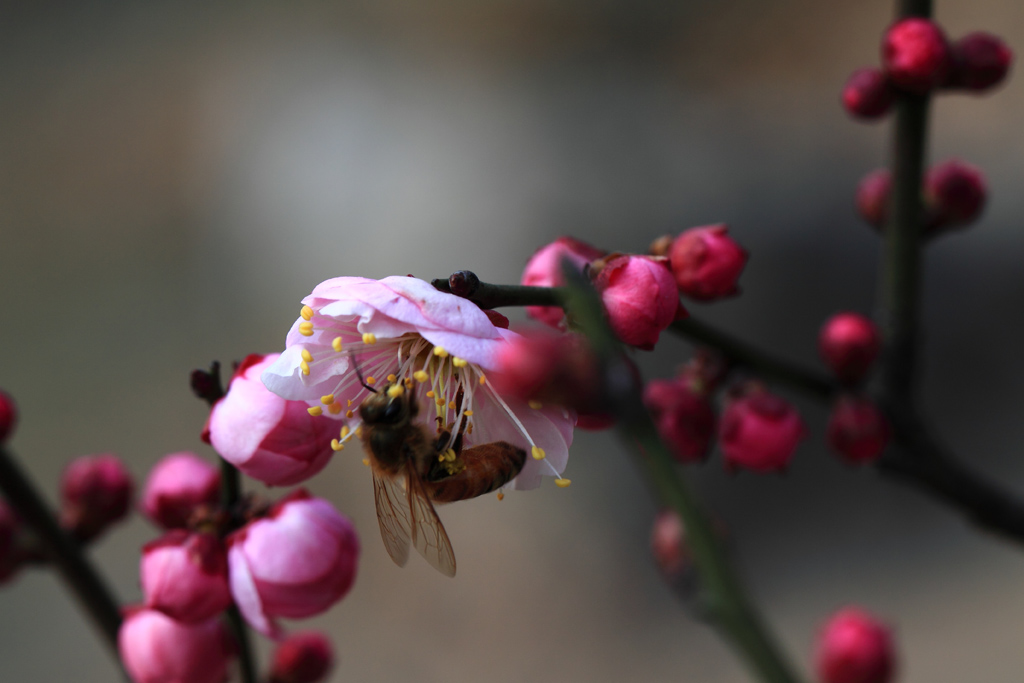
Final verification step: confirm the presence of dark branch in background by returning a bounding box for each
[433,275,1024,547]
[0,447,127,677]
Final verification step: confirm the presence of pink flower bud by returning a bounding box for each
[270,632,335,683]
[819,313,880,385]
[720,388,806,473]
[827,397,890,464]
[855,169,891,230]
[60,454,134,542]
[0,390,17,444]
[947,32,1013,92]
[841,68,895,120]
[141,452,221,529]
[593,254,682,350]
[521,237,605,328]
[650,509,689,576]
[668,224,748,302]
[119,607,235,683]
[227,490,359,637]
[816,607,896,683]
[141,531,232,623]
[924,159,987,231]
[208,354,337,487]
[882,18,951,94]
[644,379,716,463]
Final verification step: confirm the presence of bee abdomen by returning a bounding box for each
[426,442,527,503]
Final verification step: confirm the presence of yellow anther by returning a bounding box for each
[355,426,362,437]
[464,410,474,416]
[467,423,474,434]
[327,402,343,415]
[532,446,546,460]
[426,390,435,398]
[321,394,335,405]
[307,406,323,417]
[387,384,404,398]
[330,439,345,452]
[448,401,456,410]
[300,361,310,376]
[433,346,448,358]
[362,458,371,467]
[347,399,353,407]
[479,374,487,385]
[436,398,445,406]
[346,410,354,419]
[404,378,414,389]
[340,425,350,439]
[301,349,313,363]
[445,449,457,462]
[332,337,343,352]
[496,492,505,501]
[452,357,468,368]
[555,478,572,488]
[362,332,377,345]
[366,376,376,385]
[438,454,445,462]
[386,374,397,383]
[528,400,543,410]
[300,305,314,321]
[299,322,314,337]
[413,370,429,383]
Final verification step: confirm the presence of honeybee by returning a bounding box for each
[359,381,527,577]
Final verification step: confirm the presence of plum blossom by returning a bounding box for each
[261,276,576,490]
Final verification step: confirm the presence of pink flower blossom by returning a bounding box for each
[140,452,220,529]
[593,255,682,351]
[118,607,235,683]
[208,354,338,487]
[140,531,232,623]
[261,276,576,490]
[521,237,605,328]
[227,490,359,638]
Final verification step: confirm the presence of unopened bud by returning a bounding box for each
[947,32,1013,92]
[0,390,17,444]
[521,236,606,328]
[668,224,748,302]
[60,454,134,542]
[593,254,682,350]
[819,313,880,385]
[141,531,232,623]
[924,159,987,232]
[855,169,891,230]
[141,452,221,529]
[447,270,480,298]
[644,379,716,463]
[190,362,225,406]
[816,607,896,683]
[650,509,689,577]
[270,632,335,683]
[882,18,951,94]
[119,607,236,683]
[827,396,890,464]
[842,68,895,120]
[720,386,806,473]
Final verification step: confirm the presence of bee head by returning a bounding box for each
[359,382,417,425]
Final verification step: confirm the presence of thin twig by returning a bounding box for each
[221,459,258,683]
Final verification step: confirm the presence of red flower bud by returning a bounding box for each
[593,255,681,350]
[924,159,987,231]
[141,452,221,529]
[841,68,895,120]
[650,509,689,577]
[668,224,748,302]
[947,32,1013,92]
[644,379,716,463]
[819,313,880,385]
[882,18,952,93]
[60,454,134,542]
[720,388,805,473]
[270,632,335,683]
[0,390,16,444]
[141,531,232,623]
[855,169,891,230]
[827,397,890,464]
[119,607,236,683]
[816,607,896,683]
[521,237,605,328]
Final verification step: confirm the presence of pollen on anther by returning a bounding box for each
[386,374,397,382]
[479,374,487,385]
[321,394,335,405]
[448,401,456,410]
[452,357,468,368]
[555,478,572,488]
[362,332,377,345]
[299,322,314,337]
[300,305,314,321]
[346,410,354,418]
[332,337,343,352]
[362,458,371,467]
[355,426,363,437]
[387,384,404,398]
[528,400,543,410]
[404,378,414,389]
[464,410,474,416]
[426,390,435,398]
[366,376,376,385]
[327,402,343,415]
[497,492,505,501]
[436,398,445,406]
[341,426,350,439]
[300,361,310,376]
[532,446,546,460]
[330,439,344,452]
[307,406,323,417]
[433,346,448,358]
[301,349,313,363]
[413,370,429,382]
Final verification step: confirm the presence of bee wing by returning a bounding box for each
[405,463,457,577]
[372,469,412,568]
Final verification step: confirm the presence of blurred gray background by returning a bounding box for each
[2,1,1024,681]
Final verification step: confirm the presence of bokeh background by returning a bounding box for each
[2,1,1024,681]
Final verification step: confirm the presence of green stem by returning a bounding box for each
[0,447,127,676]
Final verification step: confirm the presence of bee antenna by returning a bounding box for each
[349,351,378,393]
